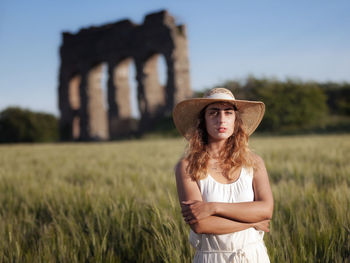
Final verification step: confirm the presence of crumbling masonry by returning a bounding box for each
[58,10,191,140]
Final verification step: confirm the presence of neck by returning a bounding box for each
[207,139,226,158]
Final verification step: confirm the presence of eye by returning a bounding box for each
[206,110,218,117]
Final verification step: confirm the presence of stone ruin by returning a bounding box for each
[58,10,192,140]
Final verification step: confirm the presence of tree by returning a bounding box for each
[254,79,328,131]
[0,107,59,143]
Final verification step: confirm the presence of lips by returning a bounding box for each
[218,127,227,133]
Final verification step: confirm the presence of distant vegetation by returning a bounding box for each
[1,77,349,143]
[193,76,350,134]
[0,107,58,143]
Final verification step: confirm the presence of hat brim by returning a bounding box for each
[173,98,265,140]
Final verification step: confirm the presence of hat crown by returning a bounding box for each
[204,88,235,100]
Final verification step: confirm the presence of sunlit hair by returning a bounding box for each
[184,102,254,181]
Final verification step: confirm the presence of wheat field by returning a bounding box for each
[0,134,349,262]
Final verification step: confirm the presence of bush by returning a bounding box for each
[320,82,350,116]
[248,78,328,132]
[0,107,59,143]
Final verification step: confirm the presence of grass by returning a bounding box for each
[0,135,349,262]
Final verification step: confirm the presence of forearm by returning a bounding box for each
[212,200,273,223]
[190,215,253,234]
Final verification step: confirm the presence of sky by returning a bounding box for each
[0,0,349,117]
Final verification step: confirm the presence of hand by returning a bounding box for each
[181,200,213,224]
[252,219,270,232]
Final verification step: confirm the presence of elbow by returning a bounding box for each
[264,210,273,220]
[190,222,204,234]
[264,202,274,220]
[257,200,273,220]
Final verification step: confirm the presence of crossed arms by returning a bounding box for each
[174,154,274,235]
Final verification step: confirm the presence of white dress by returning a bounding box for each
[189,166,270,263]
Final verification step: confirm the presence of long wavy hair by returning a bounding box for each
[184,103,255,181]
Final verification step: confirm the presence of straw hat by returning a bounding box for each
[173,88,265,139]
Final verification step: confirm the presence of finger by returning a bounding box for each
[181,205,192,211]
[181,200,195,205]
[188,218,198,224]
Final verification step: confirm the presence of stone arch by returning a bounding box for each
[139,53,167,118]
[86,63,109,140]
[58,10,192,141]
[113,58,133,119]
[68,74,81,139]
[68,75,81,110]
[128,61,140,119]
[158,55,167,89]
[108,58,139,137]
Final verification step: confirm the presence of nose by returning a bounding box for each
[218,110,226,123]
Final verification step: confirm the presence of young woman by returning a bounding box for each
[173,88,273,262]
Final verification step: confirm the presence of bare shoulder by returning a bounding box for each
[250,152,266,169]
[174,158,190,179]
[250,152,273,207]
[174,158,201,201]
[250,152,268,179]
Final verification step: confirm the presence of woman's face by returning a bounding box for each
[204,102,236,142]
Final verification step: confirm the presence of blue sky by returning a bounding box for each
[1,0,349,116]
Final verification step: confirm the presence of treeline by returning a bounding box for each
[1,77,349,143]
[204,77,350,133]
[0,107,58,143]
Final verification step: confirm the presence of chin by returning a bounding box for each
[210,134,231,141]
